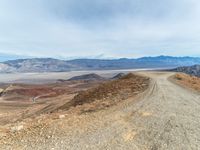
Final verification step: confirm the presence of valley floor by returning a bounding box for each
[1,72,200,150]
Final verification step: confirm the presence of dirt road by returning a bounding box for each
[2,72,200,150]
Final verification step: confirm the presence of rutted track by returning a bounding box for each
[1,72,200,150]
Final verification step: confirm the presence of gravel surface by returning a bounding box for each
[1,71,200,150]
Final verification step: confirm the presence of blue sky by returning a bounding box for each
[0,0,200,58]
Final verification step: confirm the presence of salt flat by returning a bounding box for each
[0,69,152,84]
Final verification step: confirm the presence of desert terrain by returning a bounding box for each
[0,71,200,149]
[0,69,147,84]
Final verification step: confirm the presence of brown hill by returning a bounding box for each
[67,73,105,81]
[60,73,150,112]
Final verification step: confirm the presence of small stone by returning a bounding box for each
[10,125,24,132]
[59,115,65,119]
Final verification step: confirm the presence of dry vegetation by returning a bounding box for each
[173,73,200,92]
[60,73,150,112]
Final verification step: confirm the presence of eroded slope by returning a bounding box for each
[60,73,149,112]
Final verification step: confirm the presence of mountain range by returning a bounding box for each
[0,56,200,73]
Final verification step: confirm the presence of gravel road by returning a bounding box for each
[1,72,200,150]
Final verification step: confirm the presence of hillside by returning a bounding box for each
[67,73,105,81]
[60,73,149,112]
[0,56,200,73]
[172,73,200,92]
[111,73,126,79]
[171,65,200,77]
[2,72,200,149]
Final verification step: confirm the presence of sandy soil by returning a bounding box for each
[1,71,200,150]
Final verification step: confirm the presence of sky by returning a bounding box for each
[0,0,200,59]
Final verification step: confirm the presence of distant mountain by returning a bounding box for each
[67,56,200,70]
[3,58,76,72]
[67,73,105,81]
[171,65,200,77]
[0,56,200,73]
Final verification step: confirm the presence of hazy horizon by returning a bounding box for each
[0,52,200,62]
[0,0,200,58]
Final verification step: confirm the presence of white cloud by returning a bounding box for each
[0,0,200,58]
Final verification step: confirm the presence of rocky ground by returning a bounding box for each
[1,72,200,150]
[172,65,200,77]
[60,73,149,112]
[0,72,149,149]
[0,78,103,126]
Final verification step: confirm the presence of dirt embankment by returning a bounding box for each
[172,73,200,92]
[60,73,150,112]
